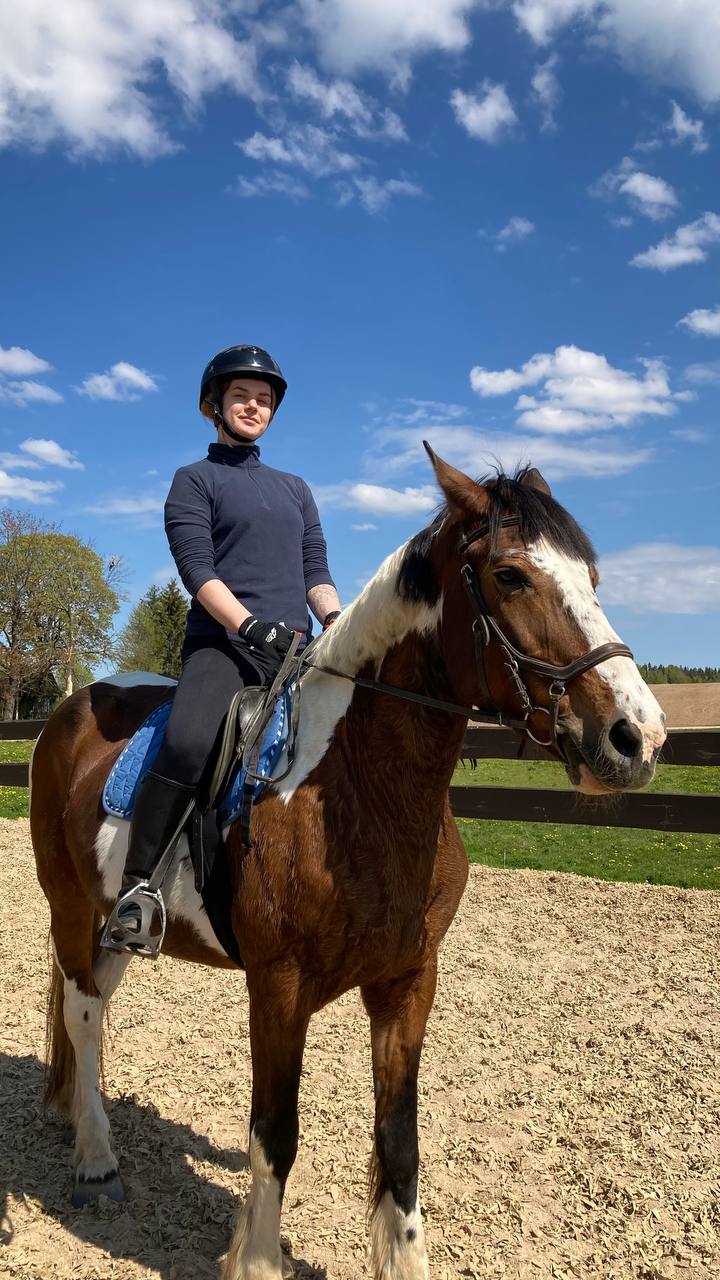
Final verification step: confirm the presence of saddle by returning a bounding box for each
[103,635,307,964]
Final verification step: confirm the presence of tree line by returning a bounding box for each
[637,664,720,684]
[2,506,718,717]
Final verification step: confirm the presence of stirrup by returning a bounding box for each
[100,882,167,959]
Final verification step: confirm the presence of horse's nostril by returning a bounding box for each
[608,716,643,759]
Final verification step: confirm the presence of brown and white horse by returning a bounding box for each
[31,452,665,1280]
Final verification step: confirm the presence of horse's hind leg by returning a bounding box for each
[362,957,438,1280]
[47,896,130,1206]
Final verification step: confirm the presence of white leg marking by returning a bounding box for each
[224,1131,288,1280]
[370,1190,429,1280]
[63,978,117,1182]
[95,816,227,956]
[274,541,443,801]
[93,949,131,1003]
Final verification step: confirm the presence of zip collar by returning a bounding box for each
[207,442,261,467]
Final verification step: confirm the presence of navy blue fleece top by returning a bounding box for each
[165,442,334,637]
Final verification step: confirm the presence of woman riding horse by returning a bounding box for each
[101,344,342,956]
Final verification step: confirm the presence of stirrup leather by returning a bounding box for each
[100,882,167,959]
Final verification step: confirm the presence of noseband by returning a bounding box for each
[302,514,634,751]
[458,516,634,746]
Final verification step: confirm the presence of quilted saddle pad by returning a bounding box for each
[103,690,290,826]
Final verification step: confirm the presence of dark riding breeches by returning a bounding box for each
[151,632,270,788]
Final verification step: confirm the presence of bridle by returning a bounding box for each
[300,514,634,751]
[458,516,634,747]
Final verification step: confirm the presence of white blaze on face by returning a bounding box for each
[526,537,666,764]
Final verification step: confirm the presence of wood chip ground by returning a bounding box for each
[1,817,719,1279]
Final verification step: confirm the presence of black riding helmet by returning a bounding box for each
[199,345,287,422]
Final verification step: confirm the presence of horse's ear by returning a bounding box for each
[520,467,552,498]
[423,441,489,517]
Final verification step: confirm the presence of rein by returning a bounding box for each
[300,516,635,749]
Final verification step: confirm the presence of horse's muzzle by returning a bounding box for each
[559,714,662,794]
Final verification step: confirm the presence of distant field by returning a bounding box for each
[650,682,720,727]
[6,738,718,890]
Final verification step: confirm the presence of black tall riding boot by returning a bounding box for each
[100,771,196,959]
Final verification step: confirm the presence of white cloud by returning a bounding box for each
[232,171,310,201]
[678,306,720,337]
[286,62,407,140]
[510,0,720,106]
[84,492,165,518]
[666,100,708,152]
[495,215,535,250]
[671,427,706,443]
[0,345,52,376]
[451,82,518,144]
[0,0,259,159]
[313,481,438,516]
[237,124,359,177]
[369,421,652,480]
[0,379,63,406]
[632,212,720,270]
[531,55,561,130]
[77,361,159,401]
[684,361,720,385]
[352,522,378,531]
[470,344,682,432]
[19,438,84,470]
[342,175,422,214]
[0,470,63,502]
[590,156,678,221]
[378,399,468,427]
[299,0,480,83]
[599,543,720,614]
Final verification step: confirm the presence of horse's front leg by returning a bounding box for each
[224,964,311,1280]
[362,958,438,1280]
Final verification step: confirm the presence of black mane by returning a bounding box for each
[397,467,596,606]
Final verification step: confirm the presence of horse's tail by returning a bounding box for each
[44,945,75,1114]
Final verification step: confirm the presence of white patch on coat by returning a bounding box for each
[223,1131,288,1280]
[273,543,443,801]
[369,1190,429,1280]
[526,537,666,761]
[62,978,118,1181]
[94,816,227,957]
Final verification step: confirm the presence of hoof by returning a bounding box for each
[72,1170,125,1208]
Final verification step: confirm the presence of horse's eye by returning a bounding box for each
[493,567,527,591]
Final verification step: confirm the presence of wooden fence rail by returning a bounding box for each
[1,721,718,835]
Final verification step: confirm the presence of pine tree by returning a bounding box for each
[115,579,187,678]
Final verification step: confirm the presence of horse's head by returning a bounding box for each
[420,446,666,794]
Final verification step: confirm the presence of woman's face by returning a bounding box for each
[220,378,274,443]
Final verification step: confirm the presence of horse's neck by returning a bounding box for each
[315,546,465,801]
[318,542,443,681]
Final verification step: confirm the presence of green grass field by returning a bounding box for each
[3,741,718,889]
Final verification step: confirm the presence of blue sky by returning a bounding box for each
[1,0,719,665]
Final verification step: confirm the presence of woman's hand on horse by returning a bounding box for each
[238,616,296,665]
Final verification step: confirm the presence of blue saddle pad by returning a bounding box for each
[103,692,290,826]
